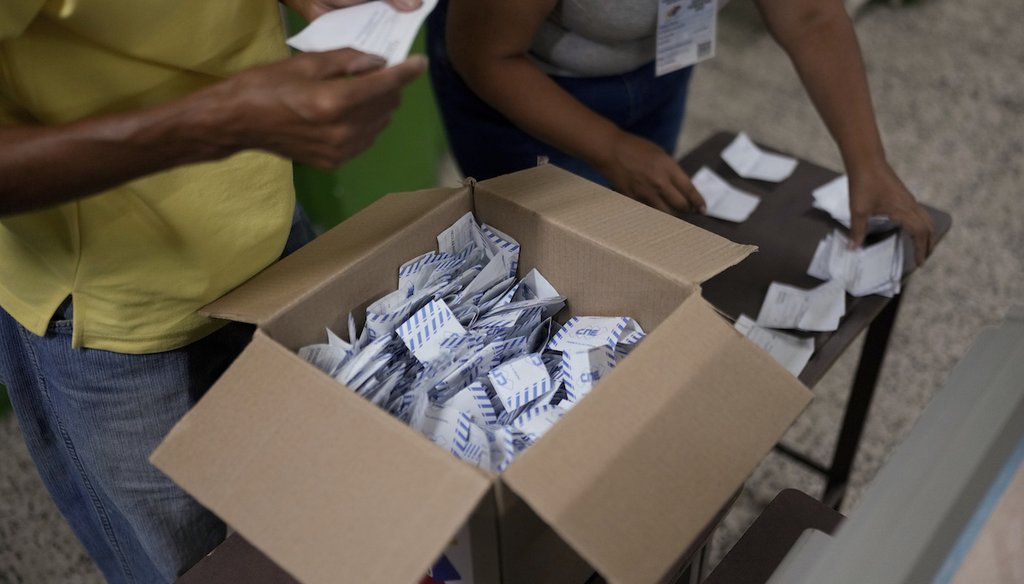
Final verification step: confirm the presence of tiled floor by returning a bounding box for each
[1,0,1021,581]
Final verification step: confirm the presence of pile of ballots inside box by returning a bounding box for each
[297,212,645,473]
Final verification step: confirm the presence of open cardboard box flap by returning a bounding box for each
[502,295,811,583]
[151,330,492,584]
[158,165,810,583]
[201,185,468,326]
[476,165,755,285]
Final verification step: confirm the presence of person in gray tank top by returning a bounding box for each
[427,0,935,263]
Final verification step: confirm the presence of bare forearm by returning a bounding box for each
[447,0,620,172]
[0,48,425,217]
[757,0,887,174]
[0,91,233,215]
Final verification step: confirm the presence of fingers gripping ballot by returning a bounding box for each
[847,165,935,266]
[218,48,426,170]
[600,132,706,214]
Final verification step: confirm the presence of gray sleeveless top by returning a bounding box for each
[530,0,659,77]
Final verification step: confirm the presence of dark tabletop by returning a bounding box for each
[677,132,952,387]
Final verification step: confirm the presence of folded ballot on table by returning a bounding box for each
[756,281,846,333]
[735,314,815,377]
[691,166,761,223]
[808,230,904,298]
[721,132,798,183]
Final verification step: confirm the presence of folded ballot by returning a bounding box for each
[735,315,814,377]
[297,212,646,473]
[808,230,904,297]
[812,175,897,233]
[691,166,761,222]
[756,281,846,332]
[721,132,798,182]
[287,0,437,65]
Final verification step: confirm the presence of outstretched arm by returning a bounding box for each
[755,0,934,264]
[447,0,705,214]
[0,49,425,216]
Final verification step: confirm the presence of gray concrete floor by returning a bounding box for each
[1,0,1022,581]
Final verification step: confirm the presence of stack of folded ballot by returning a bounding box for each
[297,212,645,473]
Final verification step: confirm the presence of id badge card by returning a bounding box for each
[656,0,718,76]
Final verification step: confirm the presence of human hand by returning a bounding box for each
[283,0,422,22]
[204,48,425,170]
[848,162,935,265]
[597,132,706,214]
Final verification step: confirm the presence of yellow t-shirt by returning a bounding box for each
[0,0,296,353]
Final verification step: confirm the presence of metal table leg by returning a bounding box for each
[822,294,904,509]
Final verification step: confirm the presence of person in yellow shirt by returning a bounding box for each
[0,1,424,581]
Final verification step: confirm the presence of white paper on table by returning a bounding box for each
[825,231,903,297]
[286,0,438,66]
[812,175,897,233]
[735,315,814,377]
[756,281,846,332]
[721,132,798,182]
[807,230,903,297]
[691,166,761,222]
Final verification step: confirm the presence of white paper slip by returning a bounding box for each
[756,281,846,332]
[655,0,717,76]
[691,166,761,222]
[808,230,904,297]
[721,132,798,182]
[560,345,618,402]
[812,175,897,233]
[286,0,438,66]
[396,299,467,363]
[735,315,814,377]
[488,353,553,411]
[547,316,633,353]
[512,404,566,442]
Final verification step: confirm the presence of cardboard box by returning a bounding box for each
[152,165,811,584]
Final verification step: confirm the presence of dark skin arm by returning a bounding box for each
[447,0,706,215]
[0,0,425,217]
[754,0,935,264]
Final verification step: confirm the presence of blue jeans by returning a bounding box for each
[0,205,316,583]
[426,0,693,187]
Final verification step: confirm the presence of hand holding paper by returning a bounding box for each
[288,0,438,66]
[847,164,935,266]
